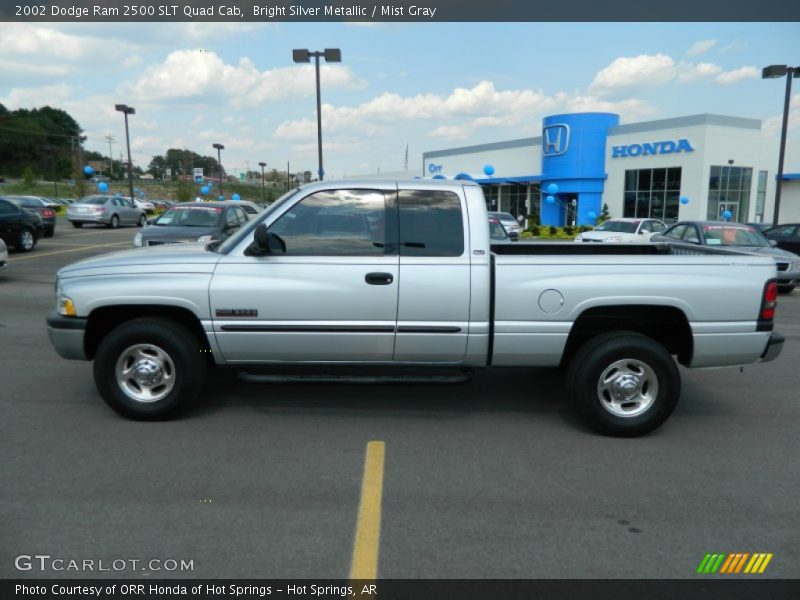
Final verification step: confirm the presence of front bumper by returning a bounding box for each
[760,332,785,362]
[46,310,88,360]
[777,268,800,286]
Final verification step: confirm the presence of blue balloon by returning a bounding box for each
[545,195,555,205]
[432,174,446,180]
[231,193,241,201]
[83,166,94,176]
[200,186,210,195]
[722,210,732,220]
[97,182,108,193]
[680,196,689,205]
[587,211,597,219]
[218,195,224,201]
[483,164,495,176]
[546,183,559,195]
[454,173,474,181]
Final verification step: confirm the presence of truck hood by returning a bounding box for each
[58,242,222,278]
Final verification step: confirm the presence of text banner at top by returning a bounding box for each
[2,0,799,22]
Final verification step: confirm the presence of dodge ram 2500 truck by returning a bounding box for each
[47,180,785,436]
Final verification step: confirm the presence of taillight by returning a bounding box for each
[41,209,54,218]
[761,280,778,321]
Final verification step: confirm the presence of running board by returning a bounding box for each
[237,367,473,385]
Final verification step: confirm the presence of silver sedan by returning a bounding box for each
[0,238,7,270]
[67,195,146,229]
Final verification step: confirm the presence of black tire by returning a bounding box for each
[108,214,120,229]
[138,214,147,227]
[93,317,207,420]
[16,228,36,252]
[567,332,680,437]
[777,284,795,294]
[72,222,83,228]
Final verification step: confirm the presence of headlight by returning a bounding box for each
[57,293,77,317]
[603,236,623,243]
[133,232,142,247]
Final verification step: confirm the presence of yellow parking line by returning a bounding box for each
[8,241,130,261]
[350,441,385,581]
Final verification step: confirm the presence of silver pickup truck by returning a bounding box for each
[47,180,784,436]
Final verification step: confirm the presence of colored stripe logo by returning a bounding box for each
[697,553,773,574]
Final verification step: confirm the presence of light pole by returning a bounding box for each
[258,161,267,201]
[292,48,341,181]
[115,104,136,200]
[762,65,800,226]
[213,143,225,198]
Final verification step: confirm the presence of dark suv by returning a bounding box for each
[0,197,44,252]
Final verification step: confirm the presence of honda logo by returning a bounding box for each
[542,124,570,157]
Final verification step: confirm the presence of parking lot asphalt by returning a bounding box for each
[1,216,799,580]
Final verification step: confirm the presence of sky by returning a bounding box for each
[1,21,799,178]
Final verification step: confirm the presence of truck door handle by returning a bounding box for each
[365,272,394,285]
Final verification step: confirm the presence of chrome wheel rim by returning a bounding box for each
[111,216,119,228]
[596,358,658,418]
[115,344,176,403]
[21,230,34,250]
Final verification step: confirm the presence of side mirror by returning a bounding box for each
[769,240,778,247]
[251,224,286,255]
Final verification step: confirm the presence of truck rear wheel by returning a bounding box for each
[93,317,206,420]
[567,332,680,437]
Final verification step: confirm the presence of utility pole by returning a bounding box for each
[104,135,116,177]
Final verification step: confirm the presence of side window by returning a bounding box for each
[652,221,665,232]
[269,189,387,256]
[664,224,686,240]
[237,207,248,224]
[0,199,16,215]
[225,208,240,227]
[683,226,700,244]
[112,198,121,207]
[398,189,464,257]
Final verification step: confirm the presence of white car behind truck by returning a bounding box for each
[47,180,784,436]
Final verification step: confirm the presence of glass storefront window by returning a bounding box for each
[755,171,767,221]
[623,167,682,222]
[706,165,752,222]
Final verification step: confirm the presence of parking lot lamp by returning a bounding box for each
[762,65,800,226]
[114,104,136,201]
[292,48,341,181]
[258,162,267,201]
[213,143,225,197]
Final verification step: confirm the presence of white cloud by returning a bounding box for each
[427,125,471,141]
[676,62,722,83]
[566,96,658,121]
[0,84,72,108]
[686,39,717,56]
[589,54,676,95]
[763,94,800,137]
[714,66,759,85]
[122,49,363,107]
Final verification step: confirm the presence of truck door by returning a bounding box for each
[393,186,470,363]
[209,187,399,363]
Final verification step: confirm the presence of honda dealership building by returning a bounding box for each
[420,112,800,226]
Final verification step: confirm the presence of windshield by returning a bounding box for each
[702,225,769,247]
[489,219,508,240]
[595,220,638,233]
[155,206,222,227]
[214,188,302,253]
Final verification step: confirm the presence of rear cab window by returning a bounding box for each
[398,189,464,257]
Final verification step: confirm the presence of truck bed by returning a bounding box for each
[491,241,747,256]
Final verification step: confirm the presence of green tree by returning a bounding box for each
[599,203,611,222]
[175,178,194,202]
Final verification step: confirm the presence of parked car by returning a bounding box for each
[0,196,44,252]
[134,199,156,213]
[575,217,666,243]
[652,220,800,293]
[67,195,146,229]
[746,222,773,232]
[4,195,57,237]
[48,180,784,436]
[489,215,513,243]
[133,202,249,247]
[762,223,800,255]
[151,199,173,211]
[0,238,7,270]
[488,211,521,240]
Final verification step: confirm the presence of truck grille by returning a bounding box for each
[776,262,788,272]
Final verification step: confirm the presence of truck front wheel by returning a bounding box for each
[567,332,680,437]
[93,317,206,420]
